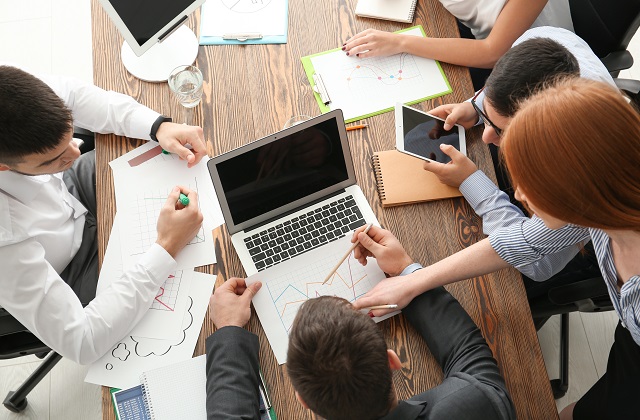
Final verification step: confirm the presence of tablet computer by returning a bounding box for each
[395,103,466,164]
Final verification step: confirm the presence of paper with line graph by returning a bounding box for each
[246,236,398,364]
[303,26,451,122]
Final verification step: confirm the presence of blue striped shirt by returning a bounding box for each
[490,218,640,346]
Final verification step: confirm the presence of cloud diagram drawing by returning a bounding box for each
[104,297,194,370]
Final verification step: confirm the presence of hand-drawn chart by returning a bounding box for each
[221,0,272,13]
[85,271,216,389]
[128,182,205,257]
[345,53,422,88]
[268,256,375,333]
[246,236,398,364]
[151,271,183,312]
[306,26,452,122]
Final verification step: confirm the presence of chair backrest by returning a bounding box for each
[570,0,640,58]
[0,307,50,359]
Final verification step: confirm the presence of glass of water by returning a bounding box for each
[168,65,203,124]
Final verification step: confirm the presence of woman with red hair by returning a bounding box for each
[498,78,640,419]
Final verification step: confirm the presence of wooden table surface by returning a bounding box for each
[92,0,558,418]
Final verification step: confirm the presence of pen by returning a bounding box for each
[346,123,369,132]
[177,193,189,206]
[361,304,398,311]
[259,370,272,409]
[322,223,373,285]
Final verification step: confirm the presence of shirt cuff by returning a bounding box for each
[459,170,499,209]
[135,242,177,286]
[128,106,161,141]
[400,263,423,276]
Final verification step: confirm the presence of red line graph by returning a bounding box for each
[154,287,174,311]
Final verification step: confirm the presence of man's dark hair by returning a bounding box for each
[0,66,73,164]
[287,296,394,420]
[485,37,580,117]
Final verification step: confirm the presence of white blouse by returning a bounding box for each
[440,0,574,40]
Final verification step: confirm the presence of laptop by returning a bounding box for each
[207,110,379,276]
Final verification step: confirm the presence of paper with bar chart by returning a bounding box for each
[302,26,452,122]
[246,236,398,364]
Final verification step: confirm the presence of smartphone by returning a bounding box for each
[394,103,466,164]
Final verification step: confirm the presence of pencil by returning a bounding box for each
[346,123,369,131]
[362,304,398,311]
[322,223,373,285]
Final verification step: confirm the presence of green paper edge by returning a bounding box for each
[300,25,453,122]
[110,388,121,420]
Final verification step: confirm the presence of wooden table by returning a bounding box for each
[92,1,558,418]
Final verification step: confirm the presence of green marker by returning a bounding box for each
[161,149,170,155]
[178,193,190,206]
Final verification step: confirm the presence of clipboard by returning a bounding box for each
[301,26,452,123]
[199,0,289,45]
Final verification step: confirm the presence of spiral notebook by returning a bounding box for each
[355,0,418,23]
[113,356,207,420]
[372,150,462,207]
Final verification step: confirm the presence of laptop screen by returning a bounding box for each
[214,117,350,226]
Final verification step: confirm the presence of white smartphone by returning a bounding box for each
[395,103,466,164]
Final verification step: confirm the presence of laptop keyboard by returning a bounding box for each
[244,195,367,271]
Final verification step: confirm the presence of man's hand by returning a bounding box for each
[155,122,207,168]
[352,225,413,277]
[423,144,478,188]
[353,271,421,316]
[155,186,204,258]
[209,277,262,329]
[429,102,479,130]
[343,29,404,58]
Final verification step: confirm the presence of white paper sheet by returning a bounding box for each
[246,236,398,364]
[200,0,287,37]
[309,27,451,121]
[85,270,215,389]
[109,143,223,269]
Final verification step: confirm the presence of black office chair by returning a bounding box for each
[525,247,614,399]
[0,307,63,413]
[570,0,640,101]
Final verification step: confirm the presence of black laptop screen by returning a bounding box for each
[216,119,350,225]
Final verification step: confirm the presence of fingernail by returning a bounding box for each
[346,52,350,56]
[368,311,374,318]
[342,43,346,46]
[174,187,180,192]
[356,53,360,57]
[341,46,346,51]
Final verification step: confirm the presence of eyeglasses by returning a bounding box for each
[471,87,503,137]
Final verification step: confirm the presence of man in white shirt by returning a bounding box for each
[0,65,206,364]
[424,27,615,284]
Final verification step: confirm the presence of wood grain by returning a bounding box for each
[92,0,557,418]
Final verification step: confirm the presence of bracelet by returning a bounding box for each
[149,115,172,142]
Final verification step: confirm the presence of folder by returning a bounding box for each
[372,150,462,207]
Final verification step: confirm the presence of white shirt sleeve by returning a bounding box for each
[0,239,176,365]
[38,73,160,141]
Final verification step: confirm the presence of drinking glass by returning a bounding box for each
[282,115,311,130]
[168,65,203,124]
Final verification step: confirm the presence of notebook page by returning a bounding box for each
[141,355,207,420]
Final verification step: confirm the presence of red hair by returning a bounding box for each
[501,78,640,230]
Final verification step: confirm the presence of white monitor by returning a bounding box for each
[99,0,205,82]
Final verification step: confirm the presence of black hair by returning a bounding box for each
[0,66,73,163]
[485,37,580,117]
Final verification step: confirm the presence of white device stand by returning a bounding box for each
[120,25,199,83]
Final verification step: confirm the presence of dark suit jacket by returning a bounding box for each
[205,288,515,420]
[205,326,261,420]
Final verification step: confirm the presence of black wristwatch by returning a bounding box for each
[149,115,172,142]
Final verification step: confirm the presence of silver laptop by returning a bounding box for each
[207,110,379,276]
